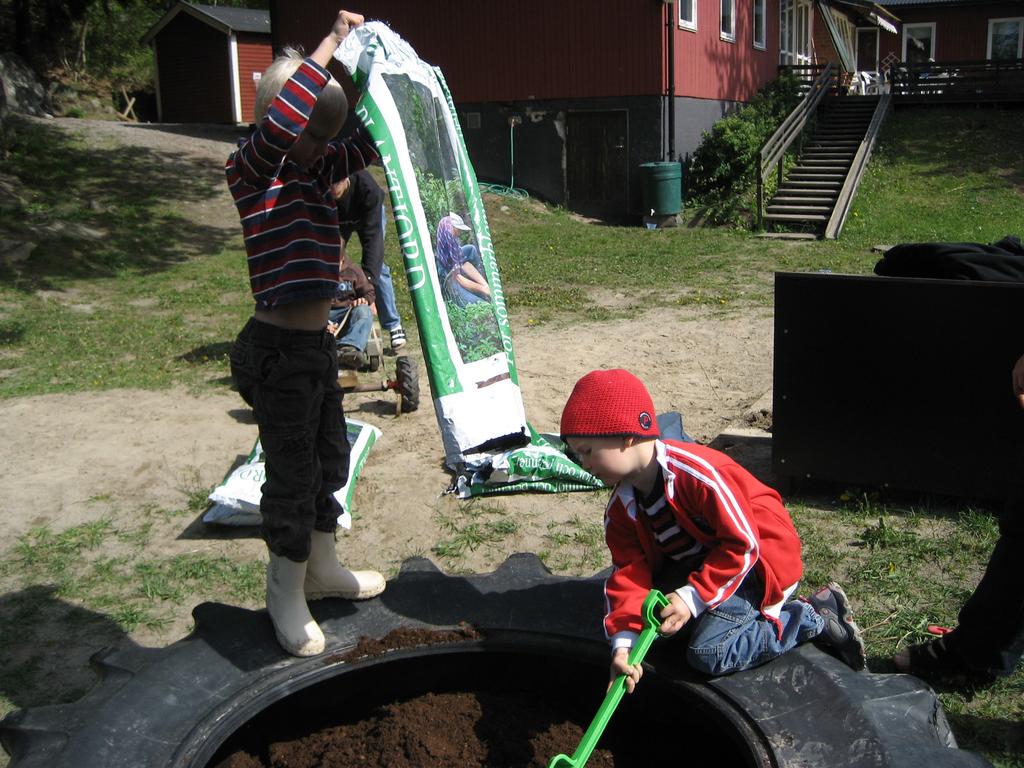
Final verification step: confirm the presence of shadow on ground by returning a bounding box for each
[0,585,132,713]
[1,117,238,291]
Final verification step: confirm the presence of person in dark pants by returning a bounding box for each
[226,11,385,659]
[333,170,407,351]
[892,353,1024,684]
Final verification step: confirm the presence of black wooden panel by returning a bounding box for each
[773,271,1023,501]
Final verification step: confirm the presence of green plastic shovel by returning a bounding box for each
[547,589,670,768]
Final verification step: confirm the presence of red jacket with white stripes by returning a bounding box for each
[603,440,803,644]
[225,58,377,310]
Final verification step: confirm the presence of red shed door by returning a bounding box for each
[566,110,628,221]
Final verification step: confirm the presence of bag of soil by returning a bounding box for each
[335,23,602,497]
[203,418,381,527]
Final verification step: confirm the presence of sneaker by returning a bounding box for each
[806,582,866,670]
[389,326,407,351]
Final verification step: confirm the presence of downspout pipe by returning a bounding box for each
[666,1,676,161]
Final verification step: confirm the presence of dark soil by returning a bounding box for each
[212,627,616,768]
[213,689,614,768]
[326,624,482,665]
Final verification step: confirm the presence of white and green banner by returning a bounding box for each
[336,24,602,497]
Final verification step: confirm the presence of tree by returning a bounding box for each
[0,0,268,89]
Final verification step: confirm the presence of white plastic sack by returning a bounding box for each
[203,417,381,527]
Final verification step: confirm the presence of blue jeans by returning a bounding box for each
[342,192,402,333]
[375,261,401,333]
[442,244,489,307]
[678,571,822,676]
[329,304,373,352]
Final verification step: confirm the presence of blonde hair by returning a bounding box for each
[254,47,348,137]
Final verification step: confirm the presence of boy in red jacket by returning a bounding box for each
[560,369,865,687]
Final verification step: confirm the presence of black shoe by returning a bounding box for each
[806,582,866,671]
[337,345,365,370]
[892,636,997,688]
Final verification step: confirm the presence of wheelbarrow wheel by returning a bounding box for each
[395,355,419,412]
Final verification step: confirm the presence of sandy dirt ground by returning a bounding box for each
[0,119,776,650]
[0,304,774,632]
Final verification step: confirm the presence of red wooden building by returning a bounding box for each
[142,2,272,124]
[271,0,799,219]
[807,0,1022,80]
[269,0,1015,218]
[876,0,1023,64]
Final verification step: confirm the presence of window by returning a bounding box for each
[988,17,1024,61]
[721,0,736,41]
[679,0,696,31]
[780,0,811,65]
[753,0,766,49]
[902,22,936,64]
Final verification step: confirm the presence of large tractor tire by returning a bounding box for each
[0,555,991,767]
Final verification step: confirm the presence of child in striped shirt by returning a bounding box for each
[560,369,865,688]
[226,10,385,659]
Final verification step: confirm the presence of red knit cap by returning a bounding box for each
[561,369,660,440]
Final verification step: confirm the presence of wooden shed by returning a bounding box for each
[142,2,272,124]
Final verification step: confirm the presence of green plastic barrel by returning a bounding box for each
[639,161,682,216]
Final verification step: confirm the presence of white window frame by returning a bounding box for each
[678,0,697,31]
[753,0,767,50]
[987,17,1024,60]
[780,0,812,65]
[780,0,793,63]
[721,0,737,42]
[902,22,936,63]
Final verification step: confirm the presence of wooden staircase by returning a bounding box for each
[763,95,879,236]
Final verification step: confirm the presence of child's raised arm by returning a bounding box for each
[311,11,365,69]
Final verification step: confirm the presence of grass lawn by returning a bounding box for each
[1,105,1022,765]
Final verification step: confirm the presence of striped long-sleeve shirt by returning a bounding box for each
[603,440,804,648]
[225,58,378,309]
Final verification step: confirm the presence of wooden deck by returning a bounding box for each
[889,60,1024,104]
[781,60,1024,105]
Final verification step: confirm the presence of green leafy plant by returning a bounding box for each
[446,301,502,363]
[685,72,802,224]
[416,168,462,228]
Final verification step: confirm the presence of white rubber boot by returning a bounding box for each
[304,530,386,601]
[266,553,325,657]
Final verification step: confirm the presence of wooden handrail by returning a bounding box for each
[823,94,891,240]
[756,63,835,229]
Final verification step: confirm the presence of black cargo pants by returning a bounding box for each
[230,318,350,562]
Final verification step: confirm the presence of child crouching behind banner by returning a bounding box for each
[226,10,386,658]
[328,250,376,369]
[560,369,866,689]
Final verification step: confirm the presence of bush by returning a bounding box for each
[686,73,802,223]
